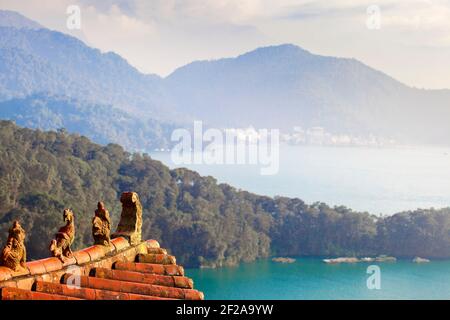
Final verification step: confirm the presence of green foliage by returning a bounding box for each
[0,121,449,267]
[0,94,176,151]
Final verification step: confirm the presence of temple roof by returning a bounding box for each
[0,191,203,300]
[0,238,204,300]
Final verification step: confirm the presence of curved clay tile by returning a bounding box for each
[0,192,204,300]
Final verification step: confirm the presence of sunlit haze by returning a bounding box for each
[1,0,450,89]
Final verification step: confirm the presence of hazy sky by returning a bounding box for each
[1,0,450,89]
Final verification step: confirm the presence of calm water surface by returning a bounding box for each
[151,145,450,215]
[186,258,450,300]
[151,145,450,299]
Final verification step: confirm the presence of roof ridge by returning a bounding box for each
[0,192,204,300]
[1,239,204,300]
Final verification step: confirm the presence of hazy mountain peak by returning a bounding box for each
[0,19,173,120]
[238,43,312,59]
[168,43,312,75]
[1,10,450,148]
[0,10,42,29]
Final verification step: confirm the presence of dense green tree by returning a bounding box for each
[0,121,449,267]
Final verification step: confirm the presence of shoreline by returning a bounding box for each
[187,256,444,270]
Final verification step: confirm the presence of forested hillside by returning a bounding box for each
[0,94,175,150]
[1,121,449,267]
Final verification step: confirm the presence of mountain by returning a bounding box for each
[1,121,450,266]
[0,10,42,29]
[166,44,450,145]
[0,10,180,123]
[0,10,184,151]
[1,10,450,148]
[0,94,176,150]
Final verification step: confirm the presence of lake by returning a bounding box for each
[151,145,450,215]
[151,145,450,299]
[185,258,450,300]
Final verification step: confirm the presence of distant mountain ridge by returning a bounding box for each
[0,10,42,29]
[0,10,181,151]
[0,10,450,148]
[166,44,450,145]
[0,25,173,119]
[0,94,176,150]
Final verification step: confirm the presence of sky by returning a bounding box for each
[1,0,450,89]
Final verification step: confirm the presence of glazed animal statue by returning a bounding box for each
[0,221,27,271]
[49,209,75,262]
[92,201,112,246]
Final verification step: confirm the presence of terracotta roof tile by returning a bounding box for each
[113,261,185,276]
[26,260,47,275]
[146,239,160,249]
[0,189,202,300]
[16,277,35,290]
[34,280,170,300]
[41,257,63,273]
[0,239,203,300]
[137,253,177,265]
[1,287,82,300]
[82,245,106,262]
[35,281,96,300]
[173,276,194,289]
[61,274,202,300]
[0,267,13,281]
[111,237,129,251]
[147,248,168,255]
[92,268,193,289]
[73,250,91,265]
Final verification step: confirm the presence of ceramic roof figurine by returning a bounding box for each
[0,192,204,300]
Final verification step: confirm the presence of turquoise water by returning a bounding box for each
[151,145,450,299]
[186,258,450,300]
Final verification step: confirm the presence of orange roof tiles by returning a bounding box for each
[1,287,82,300]
[114,261,185,276]
[0,238,204,300]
